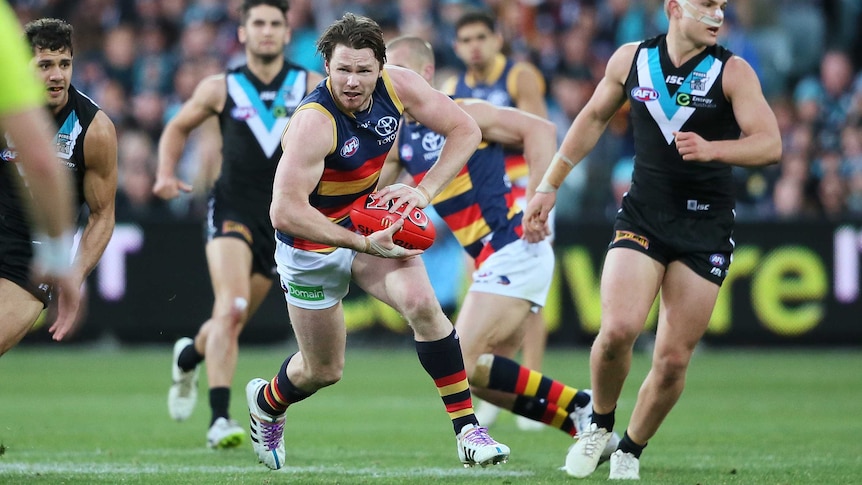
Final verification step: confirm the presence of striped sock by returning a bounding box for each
[511,396,578,436]
[415,329,475,434]
[258,353,313,415]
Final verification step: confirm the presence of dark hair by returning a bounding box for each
[24,18,73,56]
[316,13,386,69]
[239,0,289,24]
[455,9,496,34]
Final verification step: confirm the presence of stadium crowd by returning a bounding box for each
[10,0,862,223]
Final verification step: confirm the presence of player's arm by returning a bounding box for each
[523,43,633,242]
[74,110,118,287]
[511,63,548,118]
[380,67,481,209]
[154,74,225,199]
[459,99,556,202]
[189,116,223,196]
[378,130,406,188]
[674,56,781,166]
[271,108,368,251]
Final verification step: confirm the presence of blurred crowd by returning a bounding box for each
[10,0,862,223]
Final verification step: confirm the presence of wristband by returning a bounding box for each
[553,151,576,168]
[33,230,74,276]
[415,184,431,206]
[536,180,558,193]
[367,237,407,258]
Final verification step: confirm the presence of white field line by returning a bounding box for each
[0,461,533,478]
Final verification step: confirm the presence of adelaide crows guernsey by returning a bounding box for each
[624,35,740,214]
[398,113,522,268]
[219,62,308,206]
[442,53,545,184]
[277,70,403,252]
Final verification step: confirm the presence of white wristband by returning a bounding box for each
[536,180,558,193]
[33,230,74,276]
[367,237,408,258]
[553,151,576,168]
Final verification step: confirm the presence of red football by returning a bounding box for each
[350,193,436,250]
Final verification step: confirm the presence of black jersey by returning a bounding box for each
[0,84,99,230]
[624,35,740,214]
[217,61,308,206]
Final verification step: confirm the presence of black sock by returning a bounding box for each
[572,390,591,409]
[618,430,647,458]
[592,407,615,432]
[177,343,204,372]
[209,387,230,426]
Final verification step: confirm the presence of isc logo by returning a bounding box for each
[631,87,659,102]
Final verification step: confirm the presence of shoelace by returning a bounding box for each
[613,452,636,474]
[464,426,497,446]
[580,427,609,457]
[259,420,284,450]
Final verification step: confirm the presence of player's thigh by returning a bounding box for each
[455,291,532,361]
[287,302,347,369]
[655,261,720,354]
[205,237,254,307]
[600,247,664,334]
[352,253,437,315]
[0,279,44,354]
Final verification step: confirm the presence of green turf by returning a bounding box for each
[0,344,859,484]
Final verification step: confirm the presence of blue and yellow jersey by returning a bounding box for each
[441,53,545,185]
[277,70,403,252]
[397,108,522,268]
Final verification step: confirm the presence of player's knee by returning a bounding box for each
[597,320,640,348]
[398,289,441,324]
[653,351,690,384]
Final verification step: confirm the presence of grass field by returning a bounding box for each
[0,343,859,484]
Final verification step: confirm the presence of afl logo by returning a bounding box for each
[341,136,360,158]
[231,106,257,120]
[709,253,726,267]
[400,144,414,162]
[631,87,659,102]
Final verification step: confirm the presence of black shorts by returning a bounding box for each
[205,193,277,279]
[609,195,734,286]
[0,233,52,306]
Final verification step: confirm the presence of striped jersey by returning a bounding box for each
[397,112,523,268]
[277,70,404,252]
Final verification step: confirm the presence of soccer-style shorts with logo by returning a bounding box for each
[275,242,356,310]
[469,238,555,312]
[609,195,734,286]
[206,192,277,278]
[0,231,51,306]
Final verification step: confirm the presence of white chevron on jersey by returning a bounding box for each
[636,48,723,145]
[226,74,305,158]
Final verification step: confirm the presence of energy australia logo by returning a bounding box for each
[286,282,324,301]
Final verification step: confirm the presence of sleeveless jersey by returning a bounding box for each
[1,85,99,229]
[442,53,545,184]
[397,115,523,268]
[624,35,740,214]
[218,61,309,206]
[277,70,404,253]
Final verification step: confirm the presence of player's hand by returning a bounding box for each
[153,174,193,200]
[363,218,423,259]
[47,274,83,341]
[673,131,714,162]
[522,191,555,243]
[375,183,430,218]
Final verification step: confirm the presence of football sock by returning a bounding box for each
[259,353,313,415]
[618,430,647,458]
[512,395,577,436]
[415,329,475,434]
[592,407,616,432]
[209,387,230,425]
[177,342,204,372]
[486,354,580,410]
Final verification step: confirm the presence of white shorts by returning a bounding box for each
[275,240,356,310]
[469,238,554,311]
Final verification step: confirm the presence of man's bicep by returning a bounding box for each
[83,112,118,212]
